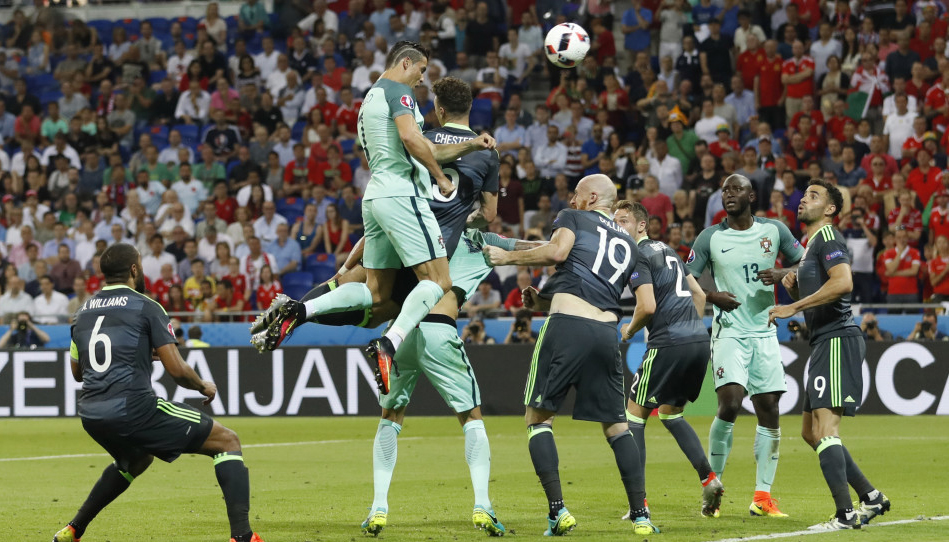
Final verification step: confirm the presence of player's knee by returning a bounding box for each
[128,455,154,477]
[717,401,741,421]
[801,428,818,449]
[431,275,452,294]
[220,426,242,452]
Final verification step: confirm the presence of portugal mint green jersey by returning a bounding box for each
[686,217,803,338]
[358,78,430,200]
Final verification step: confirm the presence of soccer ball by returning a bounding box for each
[544,23,591,68]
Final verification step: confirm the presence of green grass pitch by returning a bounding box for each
[2,415,947,541]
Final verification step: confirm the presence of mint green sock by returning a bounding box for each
[754,425,781,492]
[708,417,734,479]
[371,419,401,512]
[464,420,493,512]
[303,282,372,319]
[385,280,444,348]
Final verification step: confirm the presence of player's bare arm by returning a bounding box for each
[467,191,498,228]
[522,285,551,312]
[705,289,741,312]
[686,274,706,317]
[768,264,852,326]
[622,283,655,341]
[757,266,796,286]
[156,343,217,404]
[69,358,82,382]
[483,227,575,266]
[781,270,799,300]
[325,236,366,285]
[395,114,454,196]
[428,133,497,163]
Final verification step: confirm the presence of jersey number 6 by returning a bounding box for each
[89,315,113,373]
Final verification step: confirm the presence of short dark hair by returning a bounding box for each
[188,326,202,339]
[385,40,430,69]
[808,179,844,217]
[100,243,140,284]
[432,76,473,116]
[220,278,233,290]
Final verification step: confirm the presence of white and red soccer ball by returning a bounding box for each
[544,23,591,69]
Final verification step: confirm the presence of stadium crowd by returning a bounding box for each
[2,0,949,326]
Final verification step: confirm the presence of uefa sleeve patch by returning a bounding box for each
[826,250,844,260]
[686,249,696,264]
[794,239,801,248]
[400,95,415,108]
[168,322,175,337]
[630,272,640,280]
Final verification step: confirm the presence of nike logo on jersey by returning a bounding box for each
[710,453,724,457]
[720,248,735,253]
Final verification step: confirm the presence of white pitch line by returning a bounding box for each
[709,515,949,542]
[0,436,425,463]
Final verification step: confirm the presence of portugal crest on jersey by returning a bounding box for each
[760,237,772,254]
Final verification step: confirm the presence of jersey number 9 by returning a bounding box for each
[89,315,113,373]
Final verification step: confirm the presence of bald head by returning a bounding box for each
[575,174,617,211]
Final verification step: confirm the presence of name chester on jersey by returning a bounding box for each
[433,133,474,144]
[80,296,129,311]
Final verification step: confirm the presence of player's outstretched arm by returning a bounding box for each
[156,343,217,405]
[623,284,656,341]
[396,115,453,195]
[430,133,496,163]
[483,227,575,267]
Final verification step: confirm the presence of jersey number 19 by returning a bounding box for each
[592,226,632,284]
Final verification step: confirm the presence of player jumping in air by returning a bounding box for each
[686,174,803,517]
[53,243,263,542]
[483,175,658,536]
[258,42,495,396]
[769,180,890,531]
[612,200,725,518]
[254,76,535,536]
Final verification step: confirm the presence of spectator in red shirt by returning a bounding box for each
[790,95,825,137]
[765,190,797,230]
[503,270,533,314]
[887,189,923,245]
[796,115,823,153]
[709,124,740,157]
[640,175,674,228]
[14,104,41,145]
[861,156,893,195]
[781,40,815,123]
[925,69,949,132]
[335,87,360,140]
[929,235,949,301]
[255,264,283,310]
[860,134,899,177]
[152,262,180,307]
[213,278,248,322]
[598,73,630,133]
[882,226,921,306]
[756,39,785,129]
[311,145,353,186]
[212,180,238,224]
[591,18,616,65]
[283,143,311,196]
[927,188,949,241]
[310,86,338,126]
[825,99,850,141]
[899,117,928,161]
[907,147,942,206]
[736,33,763,90]
[907,61,930,103]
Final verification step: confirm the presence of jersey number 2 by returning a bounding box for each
[665,256,691,298]
[89,315,113,373]
[592,226,632,284]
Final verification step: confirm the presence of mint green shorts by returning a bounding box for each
[380,321,481,413]
[710,336,788,396]
[362,196,447,269]
[449,230,494,304]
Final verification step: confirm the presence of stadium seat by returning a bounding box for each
[282,272,315,294]
[283,283,312,301]
[291,120,306,141]
[174,123,201,150]
[276,197,306,216]
[149,69,167,86]
[39,90,63,105]
[339,138,355,156]
[87,20,114,42]
[155,33,174,50]
[305,252,335,270]
[348,158,361,172]
[470,98,494,131]
[310,262,337,285]
[172,16,198,33]
[118,19,141,39]
[145,17,171,34]
[225,15,238,29]
[148,125,170,149]
[25,72,57,93]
